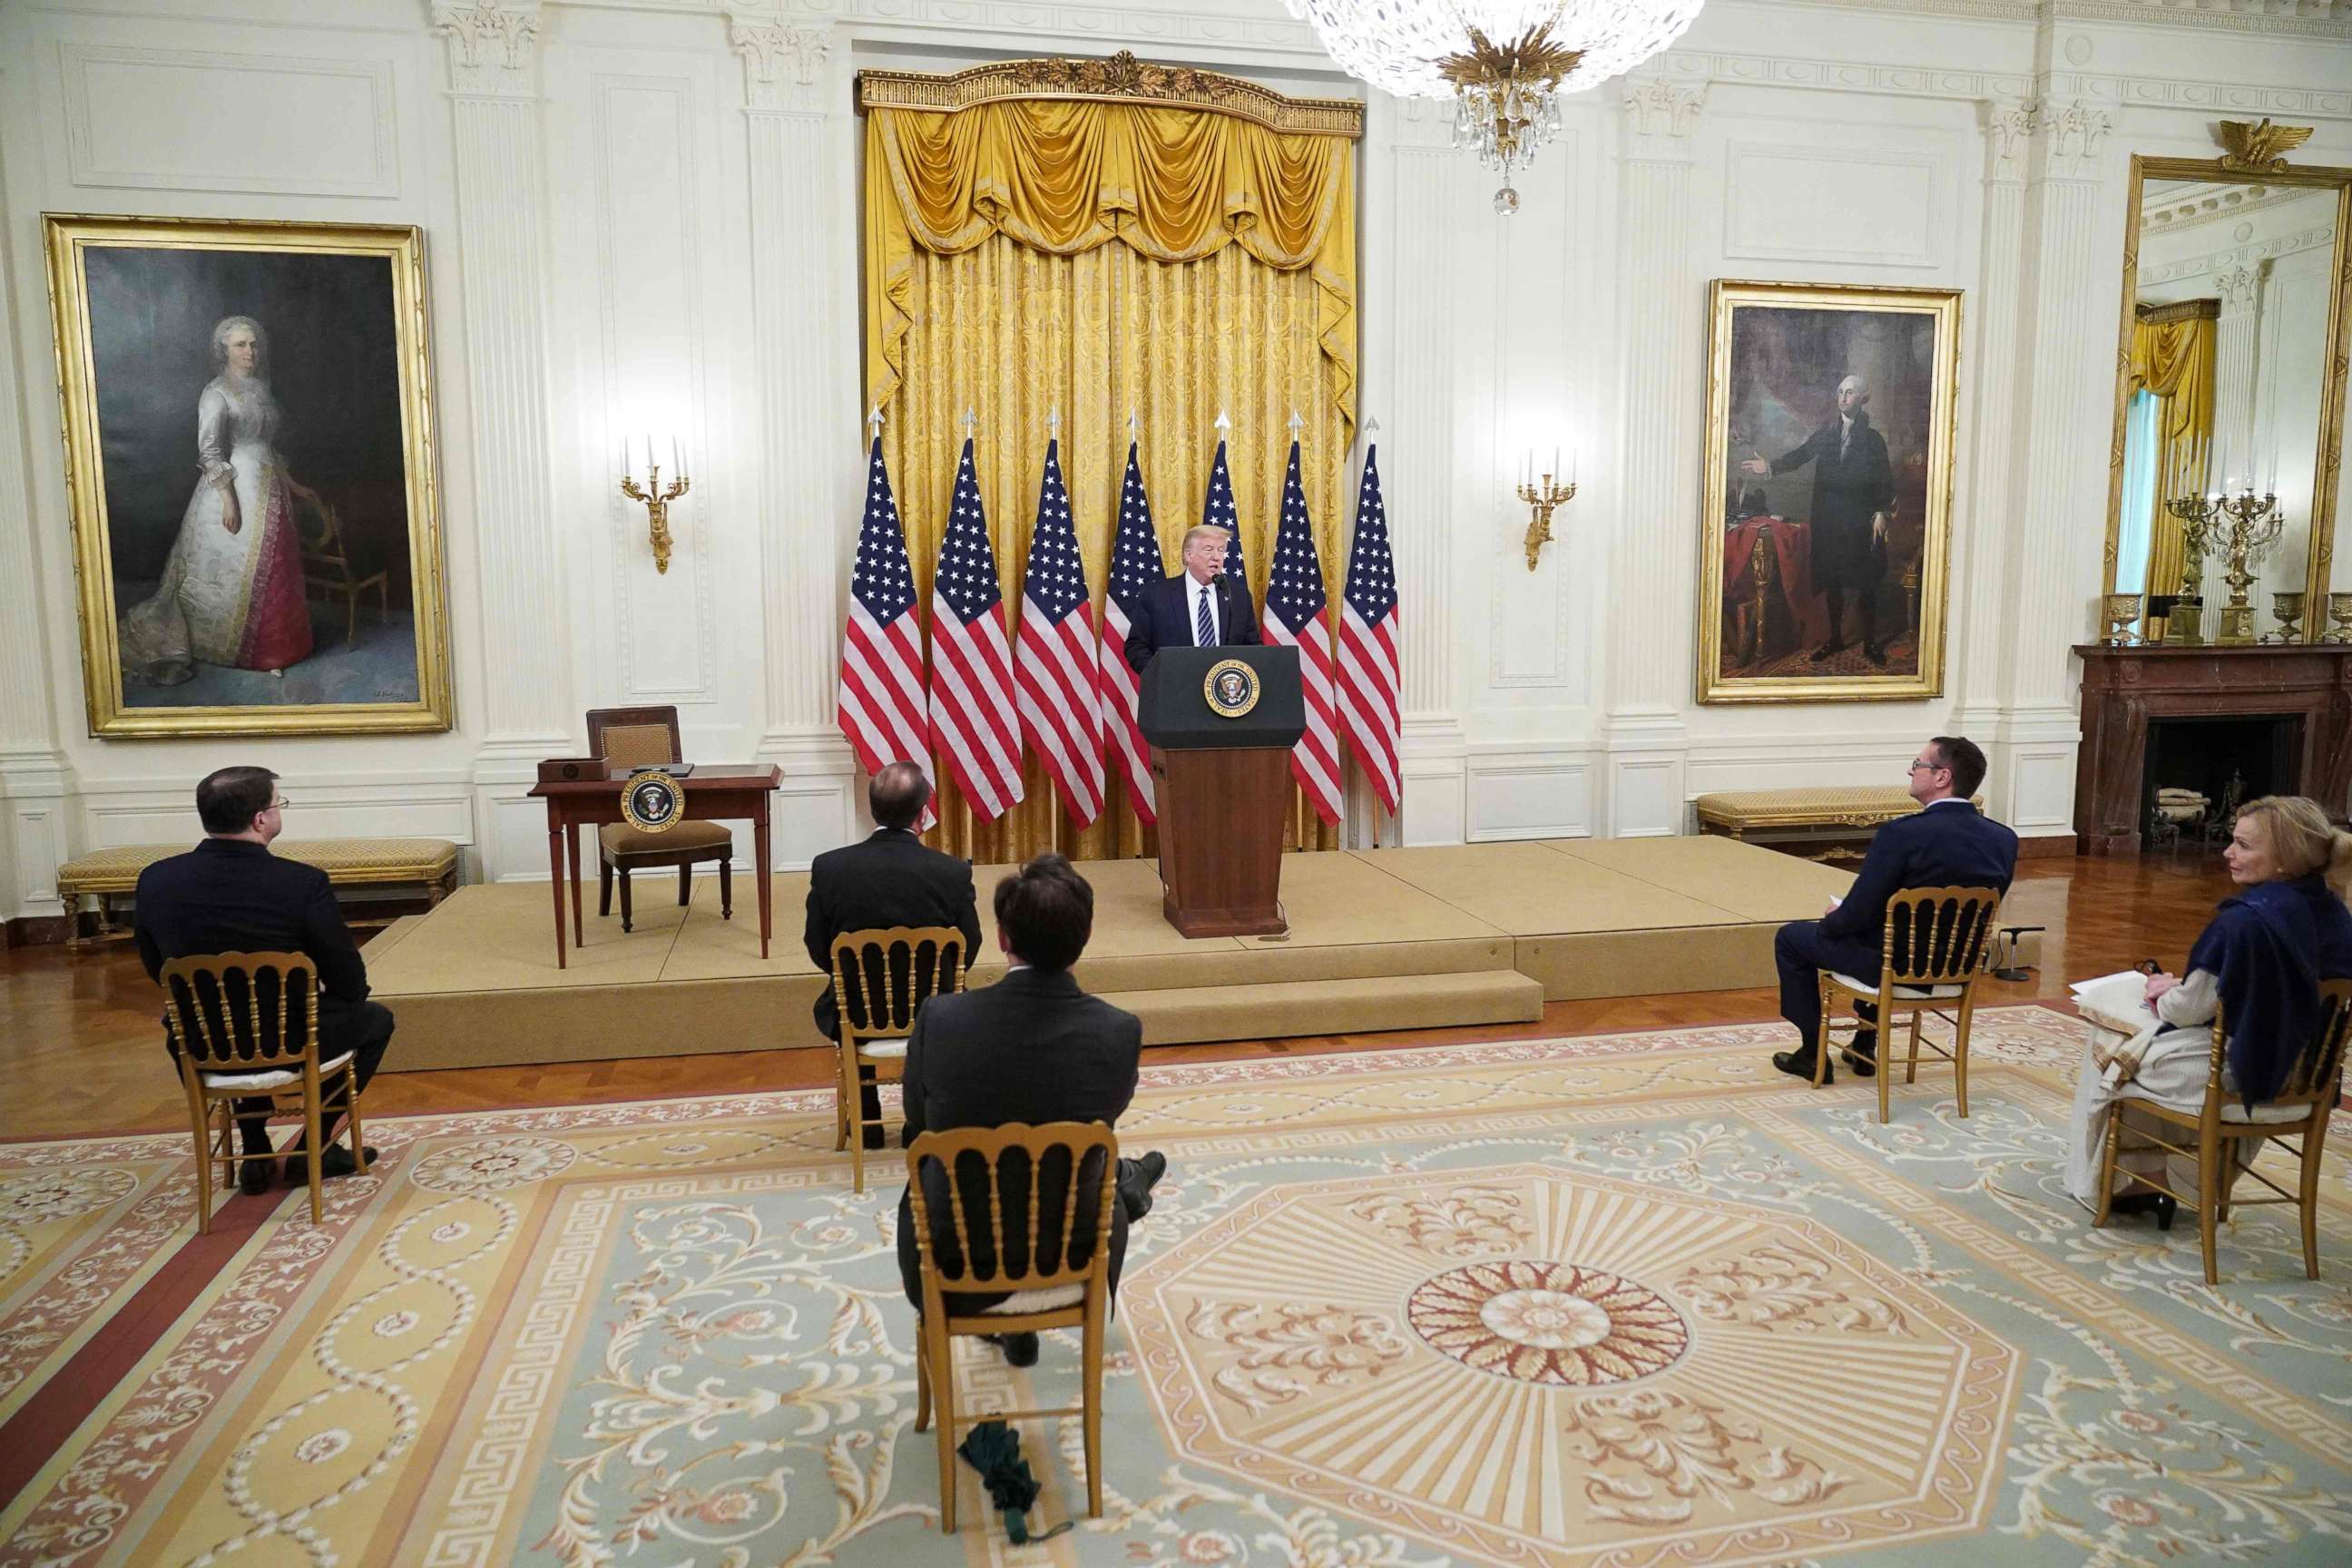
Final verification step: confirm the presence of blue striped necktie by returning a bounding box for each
[1195,583,1214,647]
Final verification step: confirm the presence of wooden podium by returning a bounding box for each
[1140,646,1306,937]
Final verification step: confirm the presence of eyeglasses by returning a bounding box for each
[269,796,290,811]
[1907,760,1945,774]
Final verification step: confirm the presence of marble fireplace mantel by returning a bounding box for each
[2073,645,2352,855]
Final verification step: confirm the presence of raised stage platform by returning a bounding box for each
[366,838,1851,1070]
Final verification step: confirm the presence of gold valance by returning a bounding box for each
[860,62,1358,421]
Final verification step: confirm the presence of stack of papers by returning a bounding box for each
[2070,970,2159,1034]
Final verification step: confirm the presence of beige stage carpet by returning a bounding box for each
[7,1005,2349,1566]
[364,843,1853,1066]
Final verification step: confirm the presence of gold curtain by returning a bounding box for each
[861,96,1357,864]
[2128,305,2219,617]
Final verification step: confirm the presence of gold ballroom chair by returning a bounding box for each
[907,1121,1115,1533]
[163,952,365,1230]
[289,481,389,649]
[1814,886,2003,1122]
[829,925,966,1192]
[585,705,733,931]
[2096,979,2351,1285]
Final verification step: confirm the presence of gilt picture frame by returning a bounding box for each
[44,213,452,737]
[1697,279,1962,704]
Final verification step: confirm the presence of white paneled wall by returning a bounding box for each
[3,0,2350,919]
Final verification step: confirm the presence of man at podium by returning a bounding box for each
[1122,526,1259,671]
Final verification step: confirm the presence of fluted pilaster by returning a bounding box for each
[0,66,70,919]
[1604,79,1703,834]
[1953,98,2035,731]
[1386,104,1458,729]
[435,1,570,756]
[2009,101,2112,715]
[734,17,845,742]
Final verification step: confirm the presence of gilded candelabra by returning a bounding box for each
[2167,487,2281,646]
[1518,466,1574,571]
[620,446,691,574]
[2160,497,2221,645]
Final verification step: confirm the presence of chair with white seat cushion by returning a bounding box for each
[829,925,965,1192]
[2097,978,2351,1285]
[1814,885,2003,1123]
[162,951,365,1230]
[906,1120,1116,1534]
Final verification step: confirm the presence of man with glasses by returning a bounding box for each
[1769,737,2017,1083]
[134,765,393,1191]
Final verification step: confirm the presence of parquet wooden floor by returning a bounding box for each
[0,852,2234,1142]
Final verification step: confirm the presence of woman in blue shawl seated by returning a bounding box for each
[2065,795,2352,1219]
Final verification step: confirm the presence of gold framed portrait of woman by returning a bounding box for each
[43,214,452,737]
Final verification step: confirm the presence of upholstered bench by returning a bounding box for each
[1693,786,1984,856]
[56,838,460,947]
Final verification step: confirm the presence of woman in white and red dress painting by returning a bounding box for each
[119,315,313,684]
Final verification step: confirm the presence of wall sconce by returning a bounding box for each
[1517,446,1575,571]
[619,434,690,574]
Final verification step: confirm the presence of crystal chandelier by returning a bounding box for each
[1284,1,1707,212]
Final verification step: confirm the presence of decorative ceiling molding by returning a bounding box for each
[856,52,1366,136]
[1732,0,2351,42]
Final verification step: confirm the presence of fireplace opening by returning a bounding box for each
[2141,715,2300,853]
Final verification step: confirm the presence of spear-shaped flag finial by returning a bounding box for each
[1047,403,1062,439]
[867,405,884,440]
[1287,408,1304,436]
[1214,408,1232,436]
[960,406,978,439]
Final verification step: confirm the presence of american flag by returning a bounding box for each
[1202,437,1245,581]
[1338,445,1401,815]
[1262,437,1342,825]
[1101,442,1161,825]
[838,436,935,828]
[927,438,1024,821]
[1014,439,1104,826]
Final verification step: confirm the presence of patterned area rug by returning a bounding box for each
[5,1005,2350,1566]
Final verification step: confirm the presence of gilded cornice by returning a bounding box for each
[855,52,1366,137]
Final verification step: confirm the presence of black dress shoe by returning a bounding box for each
[2108,1192,2180,1230]
[1809,641,1847,662]
[1863,642,1887,667]
[285,1144,377,1185]
[985,1331,1040,1367]
[861,1126,887,1152]
[1772,1049,1829,1083]
[1840,1045,1877,1078]
[239,1157,278,1196]
[1120,1151,1170,1220]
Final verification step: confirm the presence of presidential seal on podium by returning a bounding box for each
[620,769,685,833]
[1204,657,1261,720]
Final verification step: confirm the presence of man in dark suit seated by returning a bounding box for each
[803,761,983,1149]
[895,854,1169,1367]
[133,766,393,1192]
[1769,736,2018,1083]
[1122,524,1260,672]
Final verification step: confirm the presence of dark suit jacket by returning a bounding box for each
[802,828,982,1041]
[1766,414,1895,591]
[895,966,1144,1312]
[1819,800,2019,960]
[132,838,371,1053]
[1122,571,1260,673]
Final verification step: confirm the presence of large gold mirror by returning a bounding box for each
[2103,140,2351,645]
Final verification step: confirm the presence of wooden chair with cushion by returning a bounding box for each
[586,706,732,931]
[906,1121,1115,1534]
[1815,885,2003,1122]
[2096,979,2351,1285]
[162,952,365,1230]
[288,481,390,648]
[830,926,965,1192]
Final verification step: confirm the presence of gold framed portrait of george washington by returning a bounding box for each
[1698,279,1962,705]
[44,214,452,737]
